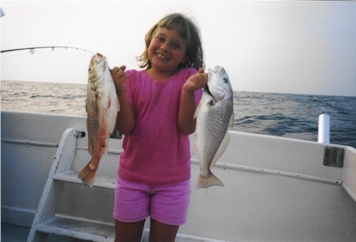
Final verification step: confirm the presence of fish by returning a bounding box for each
[78,53,119,187]
[194,66,234,189]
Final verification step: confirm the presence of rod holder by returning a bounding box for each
[318,114,330,144]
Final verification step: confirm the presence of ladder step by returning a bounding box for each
[28,128,119,242]
[34,216,115,242]
[52,171,116,189]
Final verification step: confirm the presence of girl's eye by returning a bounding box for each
[172,43,181,49]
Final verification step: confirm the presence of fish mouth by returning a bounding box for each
[94,53,104,62]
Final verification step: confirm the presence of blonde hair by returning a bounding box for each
[137,13,204,71]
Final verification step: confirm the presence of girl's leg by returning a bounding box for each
[149,218,179,242]
[115,219,145,242]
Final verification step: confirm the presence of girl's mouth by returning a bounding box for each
[157,53,168,60]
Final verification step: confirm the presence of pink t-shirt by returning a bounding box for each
[118,68,202,186]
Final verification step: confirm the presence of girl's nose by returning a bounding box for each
[160,42,169,52]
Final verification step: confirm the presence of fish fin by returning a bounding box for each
[211,131,230,167]
[193,103,201,119]
[191,134,198,157]
[78,161,97,187]
[88,139,93,155]
[228,112,234,129]
[197,173,224,189]
[86,119,93,155]
[116,96,120,112]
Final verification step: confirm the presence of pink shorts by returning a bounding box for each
[113,177,191,226]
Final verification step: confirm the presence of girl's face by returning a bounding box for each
[148,27,188,74]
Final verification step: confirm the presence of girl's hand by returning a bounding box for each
[110,66,135,134]
[183,68,208,93]
[111,66,130,95]
[179,68,207,135]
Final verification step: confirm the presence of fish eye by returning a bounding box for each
[223,77,229,83]
[88,67,91,72]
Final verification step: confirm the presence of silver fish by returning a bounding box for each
[194,66,234,189]
[78,53,119,187]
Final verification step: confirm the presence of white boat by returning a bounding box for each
[2,110,356,241]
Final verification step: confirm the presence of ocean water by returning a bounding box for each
[1,80,356,148]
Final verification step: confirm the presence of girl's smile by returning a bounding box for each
[156,53,168,60]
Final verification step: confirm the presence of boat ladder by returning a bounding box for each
[27,128,120,242]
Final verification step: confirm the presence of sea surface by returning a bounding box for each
[1,80,356,148]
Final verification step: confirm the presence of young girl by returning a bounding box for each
[111,13,207,242]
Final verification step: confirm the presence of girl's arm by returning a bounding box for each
[111,66,136,134]
[178,68,208,135]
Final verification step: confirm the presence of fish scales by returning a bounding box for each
[204,100,233,159]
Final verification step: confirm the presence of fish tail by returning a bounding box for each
[197,173,224,189]
[78,160,97,187]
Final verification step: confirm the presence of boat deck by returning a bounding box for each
[1,223,92,242]
[1,223,221,242]
[2,223,30,242]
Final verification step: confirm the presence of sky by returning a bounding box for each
[1,0,356,96]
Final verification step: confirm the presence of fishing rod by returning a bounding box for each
[1,46,93,54]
